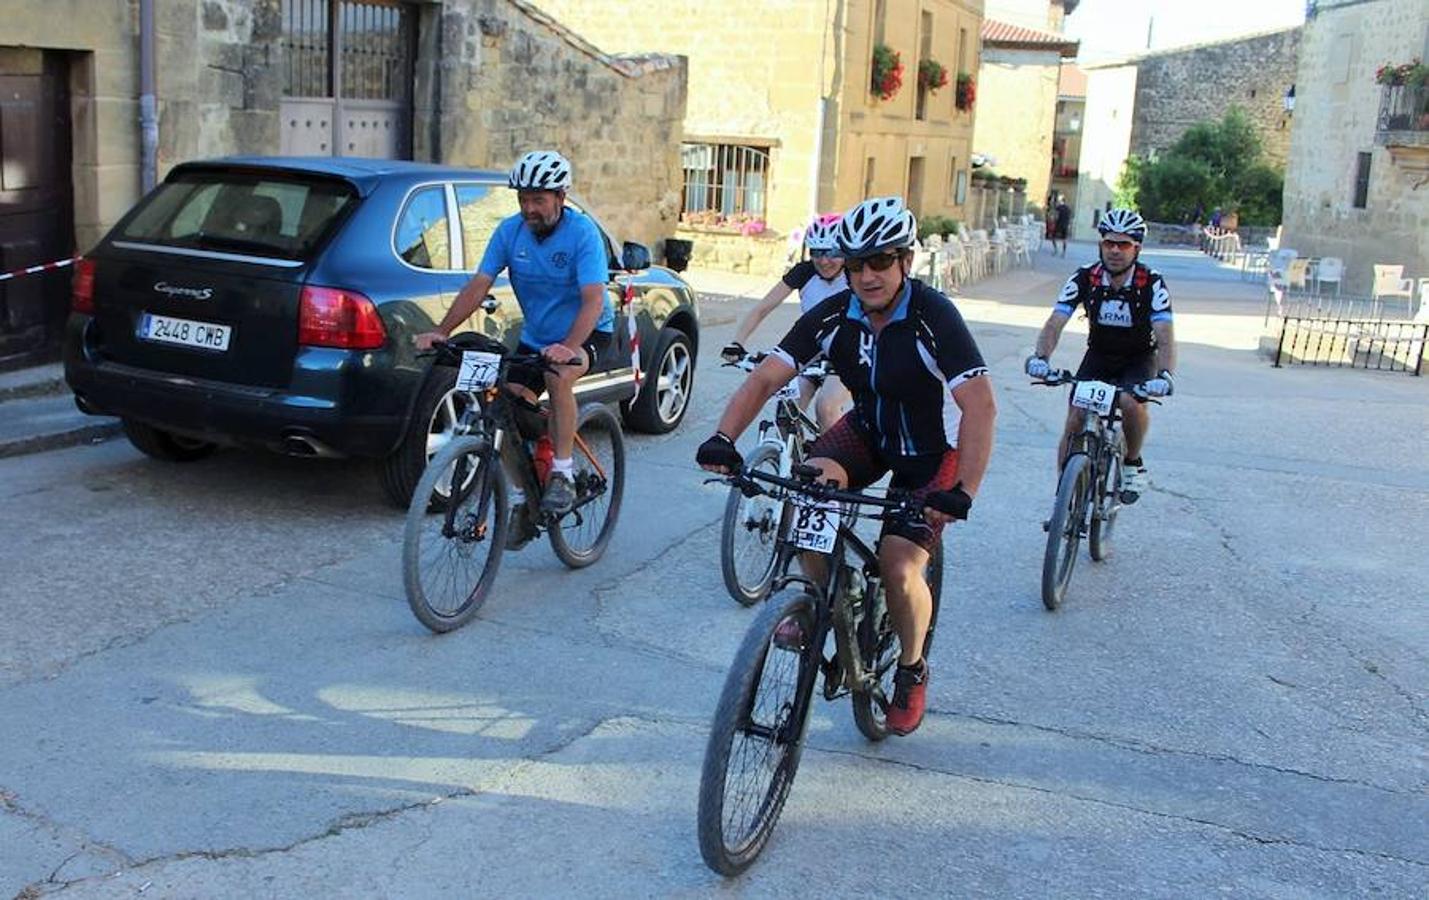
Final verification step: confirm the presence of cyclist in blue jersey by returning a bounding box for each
[698,196,997,736]
[416,150,614,516]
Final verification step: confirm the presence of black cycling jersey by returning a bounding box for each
[1054,261,1173,356]
[782,260,849,312]
[774,278,988,457]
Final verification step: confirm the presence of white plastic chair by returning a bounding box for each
[1314,257,1344,296]
[1372,264,1415,316]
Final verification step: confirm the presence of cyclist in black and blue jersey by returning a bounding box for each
[415,150,613,519]
[698,196,997,736]
[1025,208,1177,503]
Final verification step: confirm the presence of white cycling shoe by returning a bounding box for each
[1121,465,1150,504]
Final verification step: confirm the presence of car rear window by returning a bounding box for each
[119,171,357,261]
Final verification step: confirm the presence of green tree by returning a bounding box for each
[1114,155,1144,209]
[1129,107,1283,227]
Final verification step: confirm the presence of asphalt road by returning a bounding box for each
[2,252,1425,898]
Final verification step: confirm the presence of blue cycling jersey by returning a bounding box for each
[477,208,614,348]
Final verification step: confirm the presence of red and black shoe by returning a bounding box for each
[886,660,929,736]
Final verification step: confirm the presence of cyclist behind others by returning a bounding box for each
[414,150,613,519]
[1024,208,1177,503]
[720,213,854,430]
[697,196,997,737]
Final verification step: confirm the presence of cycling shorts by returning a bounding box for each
[508,331,613,396]
[805,412,959,554]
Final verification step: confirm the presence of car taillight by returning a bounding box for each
[298,285,386,350]
[72,258,96,314]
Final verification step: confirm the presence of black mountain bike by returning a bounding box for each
[697,464,943,876]
[1034,369,1154,610]
[401,334,625,632]
[719,354,828,605]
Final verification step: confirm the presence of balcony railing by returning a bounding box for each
[1375,83,1429,146]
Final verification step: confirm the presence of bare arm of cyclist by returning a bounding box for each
[1032,309,1071,361]
[416,272,496,349]
[1152,319,1177,376]
[732,281,795,347]
[709,356,798,449]
[948,374,996,498]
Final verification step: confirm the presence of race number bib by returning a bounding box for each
[456,351,502,391]
[1071,380,1116,416]
[791,497,840,553]
[775,380,801,401]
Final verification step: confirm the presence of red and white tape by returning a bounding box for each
[0,255,81,283]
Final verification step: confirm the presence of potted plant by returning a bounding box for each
[955,71,976,111]
[1374,59,1428,87]
[918,58,950,94]
[871,43,904,101]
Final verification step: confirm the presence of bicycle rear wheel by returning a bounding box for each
[698,591,820,876]
[1089,452,1122,562]
[720,443,785,606]
[403,436,509,633]
[1041,454,1089,611]
[548,404,625,568]
[851,541,943,742]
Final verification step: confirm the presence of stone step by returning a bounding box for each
[0,388,122,460]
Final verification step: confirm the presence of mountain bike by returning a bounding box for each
[401,334,625,633]
[719,354,829,605]
[697,463,944,876]
[1034,370,1154,610]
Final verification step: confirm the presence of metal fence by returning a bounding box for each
[1272,315,1427,374]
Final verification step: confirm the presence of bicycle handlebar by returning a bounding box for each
[724,351,831,381]
[418,339,582,370]
[716,464,925,524]
[1031,370,1160,403]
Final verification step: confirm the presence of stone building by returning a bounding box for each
[1073,27,1302,240]
[0,0,686,369]
[973,17,1078,212]
[528,0,985,275]
[1049,62,1086,212]
[1281,0,1428,296]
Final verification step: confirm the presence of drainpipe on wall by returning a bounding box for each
[139,0,158,192]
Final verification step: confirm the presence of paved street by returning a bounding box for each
[2,247,1426,898]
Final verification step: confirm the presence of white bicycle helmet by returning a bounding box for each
[1097,208,1148,243]
[837,196,917,258]
[803,213,843,252]
[508,150,573,191]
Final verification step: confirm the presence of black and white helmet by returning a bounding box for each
[508,150,573,191]
[1097,208,1148,243]
[837,196,917,258]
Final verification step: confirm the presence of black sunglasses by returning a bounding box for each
[809,249,842,259]
[845,252,902,273]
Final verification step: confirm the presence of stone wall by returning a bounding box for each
[1281,0,1428,295]
[6,0,686,255]
[1128,28,1301,168]
[674,226,792,278]
[973,46,1060,209]
[434,0,687,251]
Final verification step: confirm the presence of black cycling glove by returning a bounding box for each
[696,432,744,472]
[924,483,973,520]
[720,341,747,363]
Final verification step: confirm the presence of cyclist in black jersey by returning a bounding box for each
[698,196,997,736]
[1025,208,1177,502]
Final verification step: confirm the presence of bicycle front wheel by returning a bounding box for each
[852,541,943,742]
[720,443,785,606]
[1089,452,1122,562]
[697,591,820,876]
[1041,453,1090,611]
[402,436,509,633]
[548,404,625,568]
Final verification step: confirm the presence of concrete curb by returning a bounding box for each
[0,420,123,460]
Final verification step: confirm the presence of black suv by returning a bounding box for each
[64,158,699,505]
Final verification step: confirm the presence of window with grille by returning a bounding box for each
[281,0,412,102]
[1352,151,1371,209]
[681,143,770,219]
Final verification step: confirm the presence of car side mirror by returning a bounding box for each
[620,241,651,272]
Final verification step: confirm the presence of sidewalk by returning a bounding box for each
[0,363,120,459]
